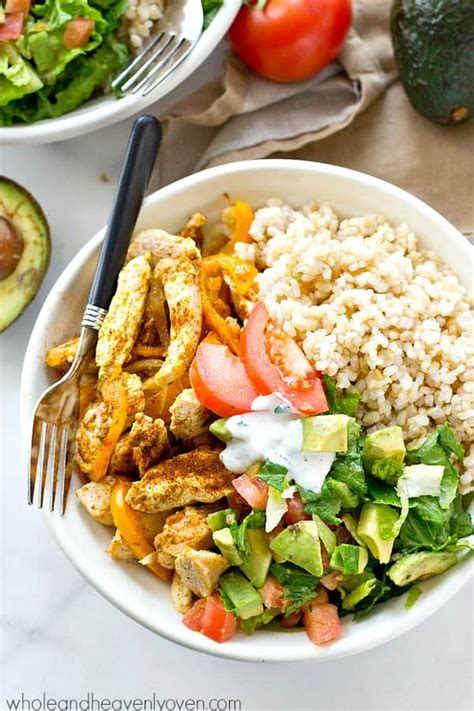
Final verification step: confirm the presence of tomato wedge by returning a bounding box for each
[303,602,342,645]
[190,340,259,417]
[183,595,237,643]
[241,303,328,415]
[5,0,30,13]
[232,473,268,509]
[0,13,24,40]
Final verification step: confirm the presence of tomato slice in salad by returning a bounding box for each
[303,602,342,645]
[231,473,269,510]
[0,13,24,40]
[183,595,237,643]
[190,340,259,418]
[241,303,328,415]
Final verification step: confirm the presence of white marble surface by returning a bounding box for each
[1,45,473,711]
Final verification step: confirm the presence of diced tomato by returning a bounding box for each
[283,493,311,525]
[321,545,330,572]
[62,17,95,50]
[303,602,342,646]
[241,303,328,415]
[182,598,207,632]
[258,575,289,611]
[302,585,329,613]
[232,473,268,509]
[190,341,259,417]
[335,524,355,545]
[201,595,237,643]
[281,610,302,628]
[0,13,24,40]
[5,0,29,13]
[320,571,344,590]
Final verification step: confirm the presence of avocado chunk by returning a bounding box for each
[0,176,50,332]
[219,570,264,620]
[362,426,406,476]
[313,515,336,555]
[207,508,236,532]
[391,0,474,126]
[341,514,367,548]
[388,551,458,587]
[270,521,323,577]
[213,527,244,566]
[326,478,360,508]
[342,577,377,611]
[330,544,369,575]
[240,528,272,588]
[357,502,399,564]
[302,414,350,453]
[209,418,232,442]
[240,608,280,634]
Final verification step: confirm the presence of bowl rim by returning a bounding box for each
[20,159,474,662]
[0,0,241,146]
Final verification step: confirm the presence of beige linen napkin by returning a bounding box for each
[154,0,397,186]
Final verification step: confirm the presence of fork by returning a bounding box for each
[28,114,162,514]
[112,0,204,97]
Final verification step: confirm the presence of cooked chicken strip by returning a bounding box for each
[128,412,169,476]
[76,475,121,526]
[179,213,206,249]
[45,337,79,370]
[149,256,202,389]
[96,255,151,381]
[125,449,232,513]
[171,571,194,613]
[154,507,213,564]
[108,529,135,561]
[127,229,200,267]
[175,548,229,598]
[169,388,212,445]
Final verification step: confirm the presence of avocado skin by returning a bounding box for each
[391,0,474,125]
[0,176,50,331]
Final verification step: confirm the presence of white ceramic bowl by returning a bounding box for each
[20,160,473,662]
[0,0,240,146]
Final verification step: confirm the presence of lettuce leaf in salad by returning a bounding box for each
[327,419,368,498]
[396,494,473,553]
[202,0,224,29]
[229,509,266,559]
[270,562,320,615]
[406,423,463,509]
[257,460,288,492]
[0,44,43,107]
[324,375,361,417]
[297,482,342,526]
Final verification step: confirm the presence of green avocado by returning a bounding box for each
[240,528,272,589]
[391,0,474,126]
[209,419,232,442]
[219,570,264,620]
[302,414,350,452]
[207,508,236,533]
[213,527,244,566]
[0,176,50,332]
[388,551,458,586]
[342,577,377,611]
[270,521,323,577]
[313,515,337,555]
[357,502,399,564]
[362,427,406,473]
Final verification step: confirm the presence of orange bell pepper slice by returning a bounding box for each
[110,479,172,583]
[89,378,128,482]
[222,200,254,254]
[200,255,257,355]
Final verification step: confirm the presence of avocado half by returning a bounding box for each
[391,0,474,126]
[0,176,50,332]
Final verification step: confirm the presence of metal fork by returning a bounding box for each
[28,115,162,514]
[112,0,204,97]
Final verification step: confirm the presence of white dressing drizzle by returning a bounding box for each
[219,395,335,494]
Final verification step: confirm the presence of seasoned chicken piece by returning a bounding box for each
[179,213,206,249]
[125,449,233,513]
[127,229,200,267]
[45,337,79,370]
[148,256,202,389]
[76,475,120,525]
[128,413,169,476]
[76,373,144,477]
[171,571,194,613]
[107,529,135,561]
[169,388,213,445]
[154,507,213,566]
[96,256,151,381]
[108,432,136,477]
[175,547,229,598]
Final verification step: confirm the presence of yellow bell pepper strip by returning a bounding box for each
[78,378,96,420]
[89,378,128,482]
[222,200,254,254]
[110,479,173,583]
[200,255,258,355]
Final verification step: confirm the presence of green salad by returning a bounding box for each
[0,0,223,126]
[182,378,473,645]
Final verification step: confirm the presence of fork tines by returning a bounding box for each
[28,420,69,514]
[113,31,194,97]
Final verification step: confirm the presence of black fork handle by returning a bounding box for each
[83,115,161,326]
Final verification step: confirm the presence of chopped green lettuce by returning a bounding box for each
[0,44,43,107]
[324,376,361,417]
[329,419,368,497]
[229,509,266,559]
[270,562,320,615]
[202,0,224,28]
[297,483,342,526]
[257,460,288,492]
[397,494,473,552]
[371,457,404,486]
[405,585,422,609]
[330,544,366,575]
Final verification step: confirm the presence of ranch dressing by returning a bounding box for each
[220,395,335,494]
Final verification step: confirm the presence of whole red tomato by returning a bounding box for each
[229,0,352,83]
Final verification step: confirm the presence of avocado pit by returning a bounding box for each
[0,216,24,280]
